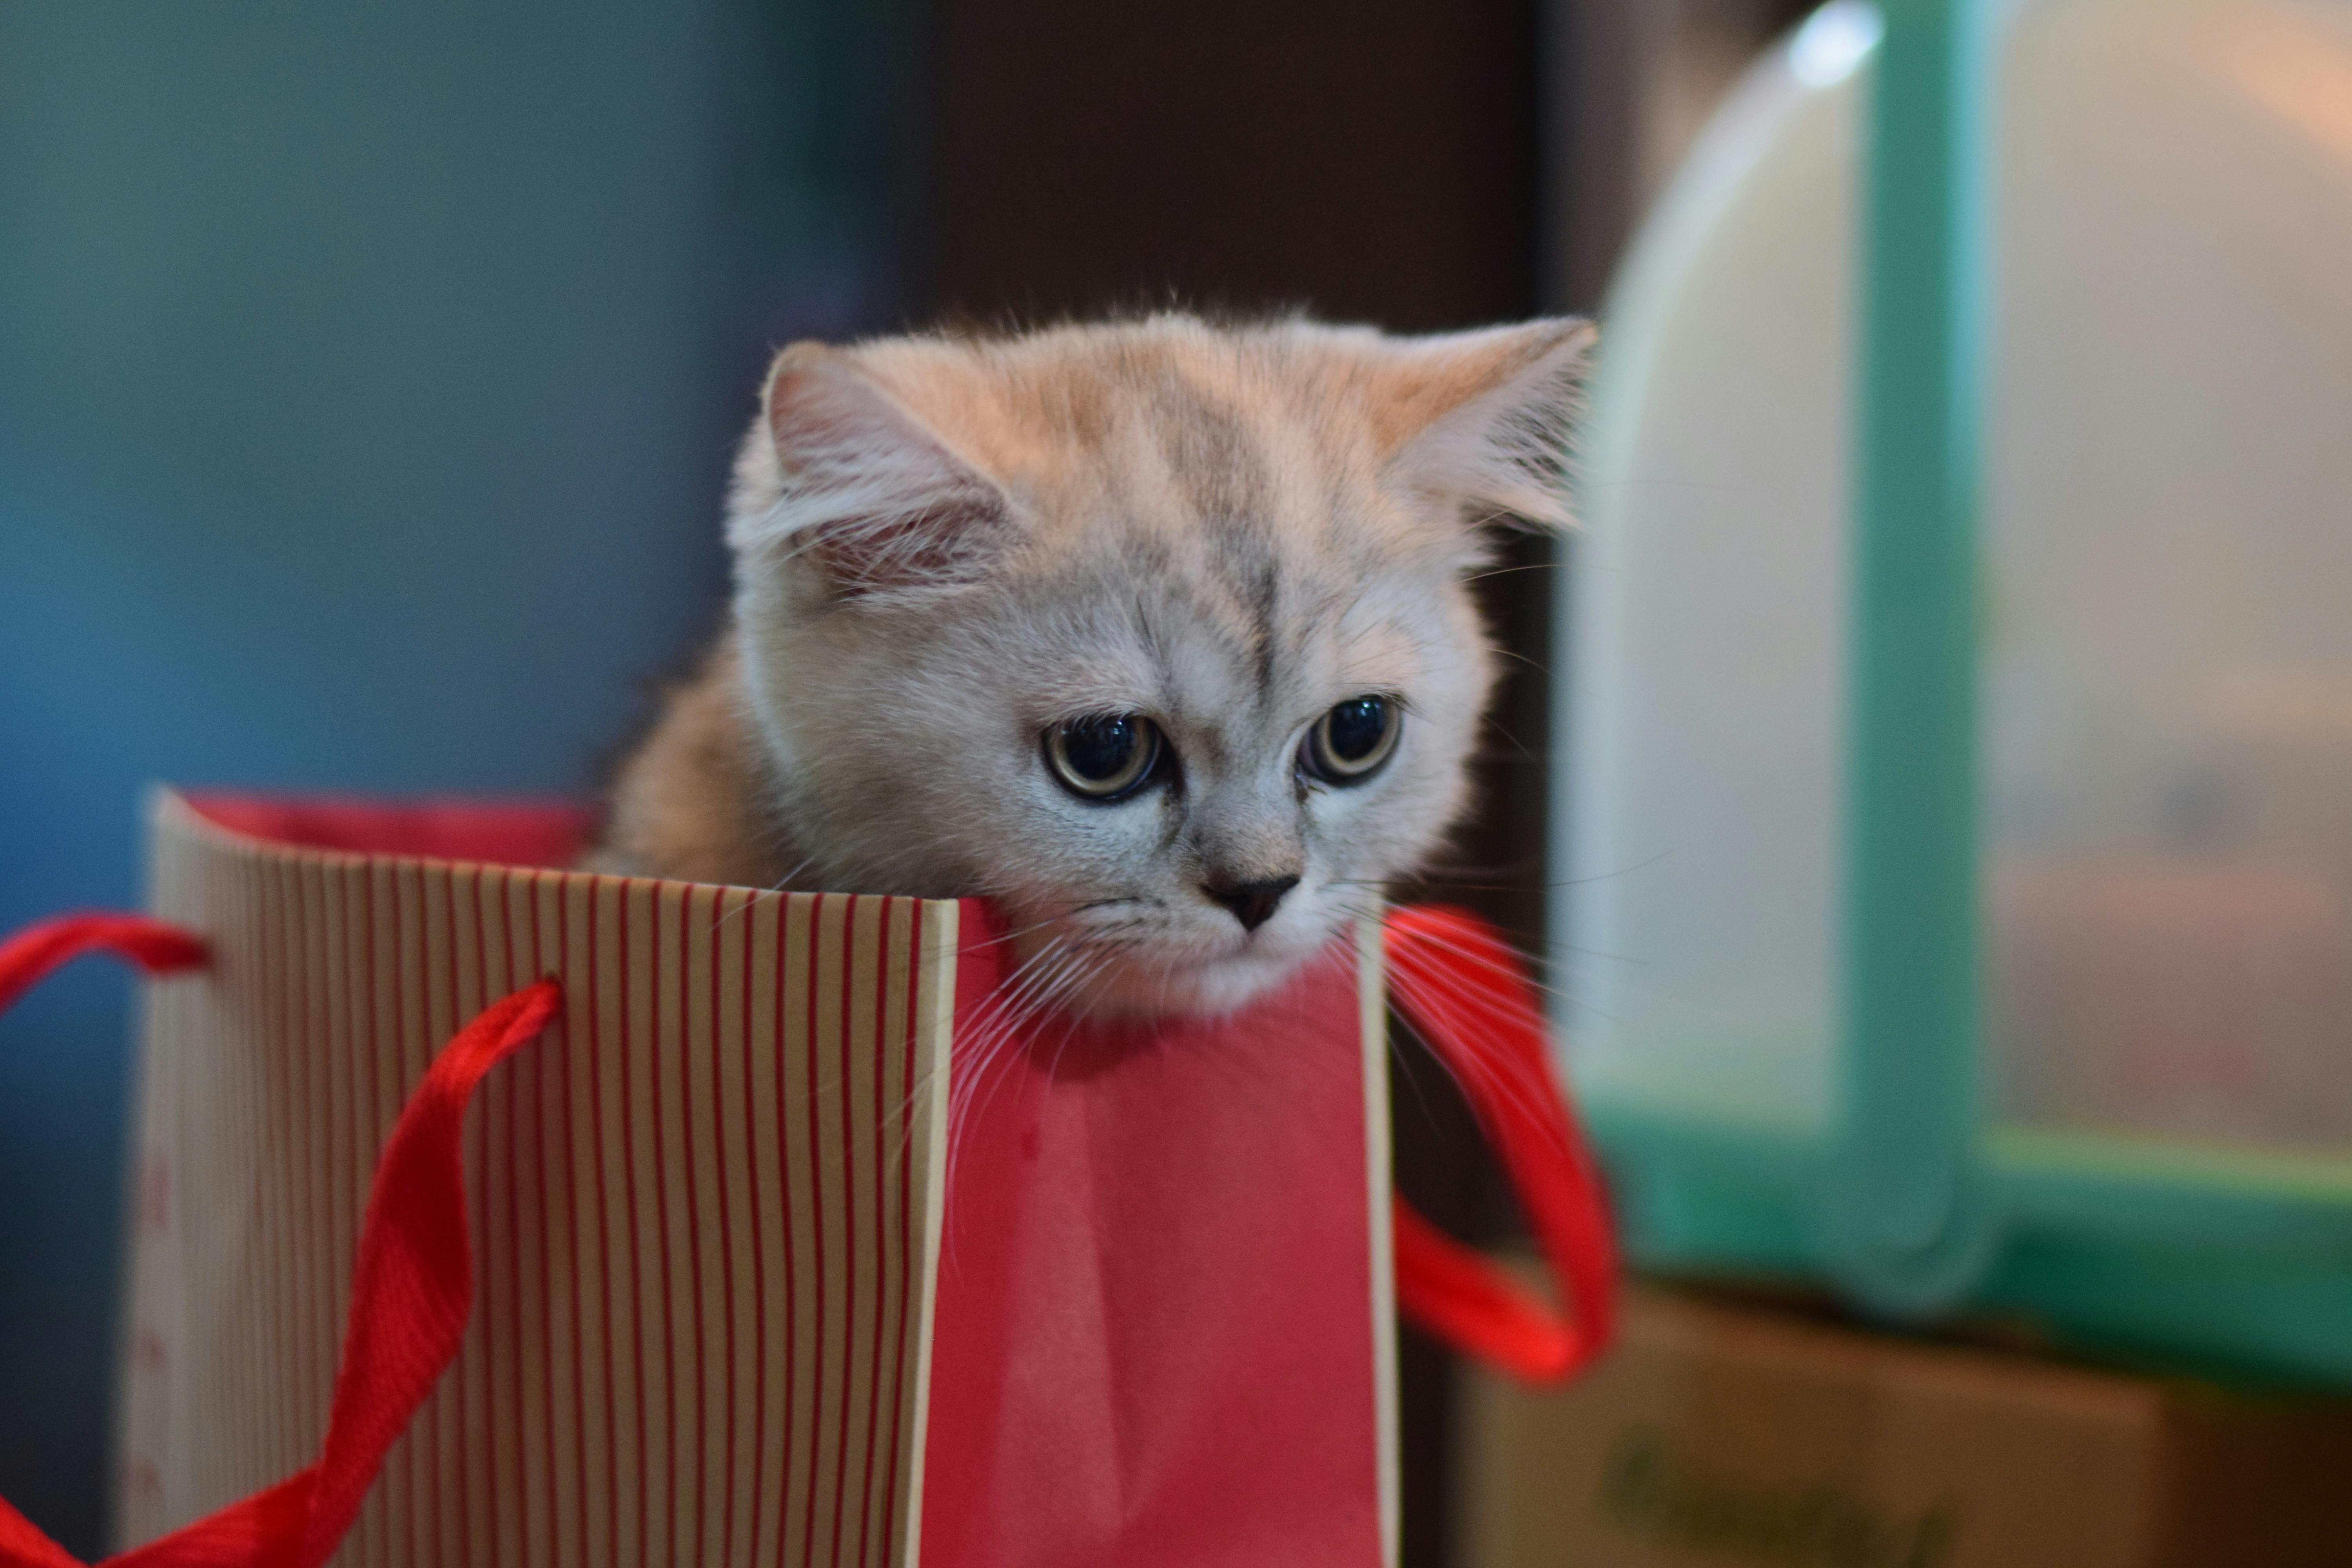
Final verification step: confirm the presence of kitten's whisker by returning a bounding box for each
[1322,895,1602,1129]
[1327,900,1586,1012]
[936,942,1060,1144]
[939,941,1112,1250]
[1373,949,1581,1134]
[1460,561,1559,585]
[945,937,1091,1178]
[1036,951,1113,1083]
[956,911,1067,956]
[706,855,827,934]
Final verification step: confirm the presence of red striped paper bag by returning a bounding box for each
[113,788,1401,1566]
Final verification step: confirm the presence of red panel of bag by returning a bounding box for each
[923,910,1386,1566]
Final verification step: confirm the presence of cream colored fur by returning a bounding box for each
[599,312,1590,1016]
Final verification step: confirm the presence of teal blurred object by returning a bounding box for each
[0,2,904,1551]
[1833,0,1995,1314]
[1557,0,2352,1384]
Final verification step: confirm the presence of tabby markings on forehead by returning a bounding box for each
[1144,545,1289,725]
[1241,549,1281,702]
[1151,376,1272,526]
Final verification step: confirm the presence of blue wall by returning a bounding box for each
[0,2,899,1549]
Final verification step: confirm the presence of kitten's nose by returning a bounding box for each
[1203,874,1299,933]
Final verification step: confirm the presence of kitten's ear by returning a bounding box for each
[727,343,1015,601]
[1377,317,1595,530]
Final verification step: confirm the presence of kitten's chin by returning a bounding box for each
[1064,938,1331,1020]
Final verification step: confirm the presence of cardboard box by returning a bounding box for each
[1455,1280,2352,1568]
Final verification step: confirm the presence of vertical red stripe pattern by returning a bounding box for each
[115,792,959,1566]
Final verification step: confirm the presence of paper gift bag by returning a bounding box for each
[0,788,1612,1568]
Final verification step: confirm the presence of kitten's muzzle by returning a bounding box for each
[1202,874,1299,933]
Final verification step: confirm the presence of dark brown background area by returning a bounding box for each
[922,0,1539,333]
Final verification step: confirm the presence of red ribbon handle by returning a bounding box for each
[1385,904,1619,1384]
[0,915,208,1012]
[0,913,559,1568]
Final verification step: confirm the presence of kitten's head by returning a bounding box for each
[728,313,1588,1016]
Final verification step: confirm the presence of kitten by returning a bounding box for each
[595,313,1588,1017]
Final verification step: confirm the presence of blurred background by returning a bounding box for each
[0,0,1917,1557]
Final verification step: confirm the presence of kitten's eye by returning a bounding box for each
[1044,713,1162,801]
[1304,697,1401,784]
